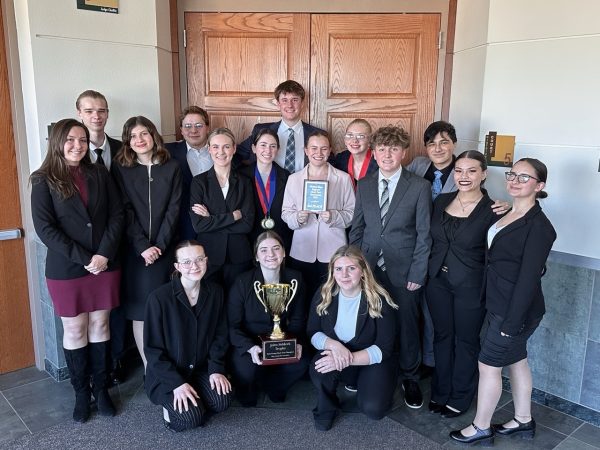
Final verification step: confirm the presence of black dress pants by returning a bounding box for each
[229,350,310,406]
[162,372,231,432]
[426,272,485,412]
[309,355,396,421]
[375,268,421,382]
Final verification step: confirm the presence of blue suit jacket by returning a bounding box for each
[237,120,325,164]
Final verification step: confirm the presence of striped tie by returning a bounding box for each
[284,128,295,172]
[377,179,389,271]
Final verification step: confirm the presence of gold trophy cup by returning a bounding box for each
[253,280,299,365]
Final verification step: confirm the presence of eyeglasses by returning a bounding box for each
[177,256,207,268]
[182,123,206,130]
[505,172,540,183]
[344,133,368,141]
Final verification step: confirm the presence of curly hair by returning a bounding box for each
[370,126,410,150]
[316,245,397,318]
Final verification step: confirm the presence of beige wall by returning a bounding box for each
[449,0,600,258]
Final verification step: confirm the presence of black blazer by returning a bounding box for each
[111,158,182,255]
[189,167,255,266]
[31,164,124,280]
[106,136,122,162]
[332,149,379,182]
[144,277,228,405]
[165,140,196,240]
[237,120,325,163]
[306,291,396,361]
[228,267,306,355]
[239,163,292,252]
[428,191,497,287]
[484,202,556,336]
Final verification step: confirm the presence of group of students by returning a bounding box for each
[30,80,556,445]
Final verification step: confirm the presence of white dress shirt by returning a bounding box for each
[186,143,212,176]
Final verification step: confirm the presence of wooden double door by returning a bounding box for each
[185,12,440,161]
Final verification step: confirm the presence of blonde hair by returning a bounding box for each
[316,245,397,318]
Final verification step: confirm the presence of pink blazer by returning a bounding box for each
[282,163,355,263]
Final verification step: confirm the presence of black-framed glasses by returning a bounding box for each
[344,133,368,141]
[182,123,205,130]
[177,256,207,268]
[505,171,540,183]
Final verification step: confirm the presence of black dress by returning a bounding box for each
[112,158,182,321]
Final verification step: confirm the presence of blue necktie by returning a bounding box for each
[432,170,443,200]
[284,128,295,172]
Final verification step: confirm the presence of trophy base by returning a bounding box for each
[259,334,299,366]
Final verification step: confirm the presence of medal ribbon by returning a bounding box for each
[254,165,276,216]
[347,148,373,189]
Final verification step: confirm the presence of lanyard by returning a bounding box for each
[347,149,372,189]
[254,165,276,215]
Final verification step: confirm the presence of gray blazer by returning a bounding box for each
[406,156,457,193]
[349,169,432,287]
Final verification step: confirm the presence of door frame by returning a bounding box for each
[174,0,456,124]
[1,0,45,370]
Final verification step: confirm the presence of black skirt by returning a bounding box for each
[479,312,542,367]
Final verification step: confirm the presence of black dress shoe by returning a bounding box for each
[441,405,464,418]
[449,423,494,446]
[492,417,536,439]
[428,401,444,414]
[402,380,423,409]
[110,360,126,385]
[314,411,338,431]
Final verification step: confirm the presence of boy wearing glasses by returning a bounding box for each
[166,106,213,240]
[237,80,325,172]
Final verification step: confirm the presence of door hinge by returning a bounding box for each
[183,29,187,48]
[438,31,443,50]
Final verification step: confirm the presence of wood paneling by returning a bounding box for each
[0,5,35,373]
[185,13,310,142]
[311,14,440,162]
[442,0,457,121]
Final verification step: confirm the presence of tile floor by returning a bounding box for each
[0,365,599,449]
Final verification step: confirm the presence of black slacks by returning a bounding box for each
[309,355,396,421]
[426,272,485,412]
[229,350,309,406]
[375,268,421,381]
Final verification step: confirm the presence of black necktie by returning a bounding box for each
[94,148,105,167]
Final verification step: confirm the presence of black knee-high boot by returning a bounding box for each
[63,346,91,423]
[89,341,116,416]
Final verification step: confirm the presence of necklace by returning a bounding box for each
[457,194,482,212]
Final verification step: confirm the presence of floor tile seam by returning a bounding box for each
[562,434,600,450]
[1,377,55,393]
[0,391,32,435]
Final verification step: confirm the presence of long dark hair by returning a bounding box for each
[30,118,93,199]
[115,116,170,167]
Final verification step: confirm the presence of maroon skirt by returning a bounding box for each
[46,270,121,317]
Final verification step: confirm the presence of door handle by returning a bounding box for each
[0,228,23,241]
